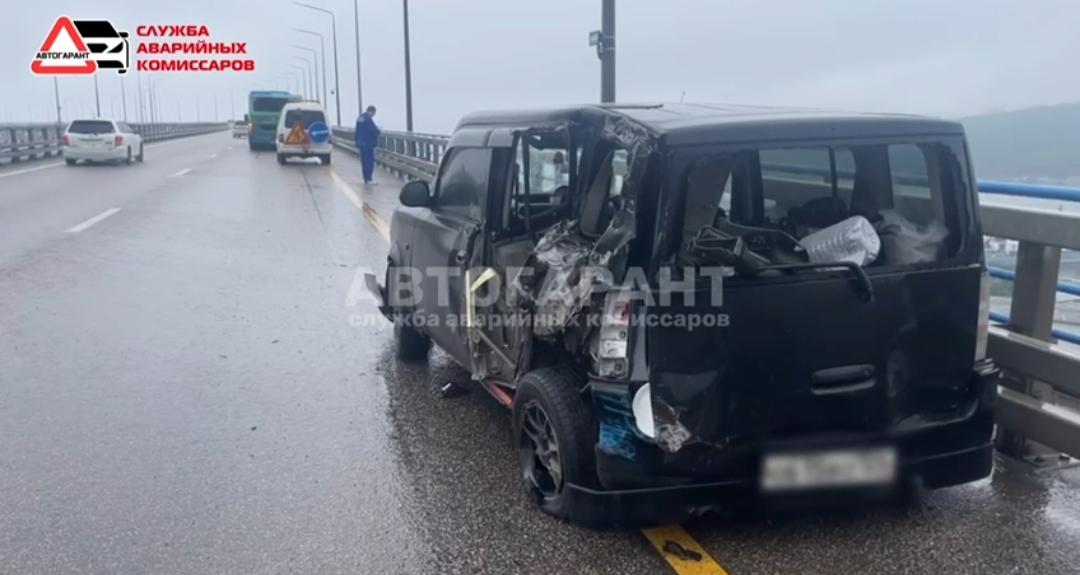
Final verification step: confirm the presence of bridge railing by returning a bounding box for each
[331,127,445,181]
[1,122,229,165]
[332,128,1080,461]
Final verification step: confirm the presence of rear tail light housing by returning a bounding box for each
[114,134,124,146]
[975,269,990,361]
[61,133,69,146]
[248,123,255,132]
[596,291,633,378]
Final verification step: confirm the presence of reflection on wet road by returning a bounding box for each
[1,133,1077,574]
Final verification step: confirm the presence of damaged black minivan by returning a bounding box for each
[368,104,998,525]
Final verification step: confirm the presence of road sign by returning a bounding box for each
[308,121,329,144]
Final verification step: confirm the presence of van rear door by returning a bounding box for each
[647,137,983,451]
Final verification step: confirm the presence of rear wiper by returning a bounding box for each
[755,261,875,303]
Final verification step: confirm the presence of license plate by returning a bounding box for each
[760,447,897,492]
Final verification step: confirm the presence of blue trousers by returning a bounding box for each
[359,145,375,182]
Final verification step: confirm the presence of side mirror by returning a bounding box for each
[400,180,432,207]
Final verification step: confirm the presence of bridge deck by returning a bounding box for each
[1,132,1077,574]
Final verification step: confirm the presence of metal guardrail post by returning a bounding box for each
[996,241,1064,457]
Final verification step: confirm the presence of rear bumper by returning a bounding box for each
[581,360,999,526]
[567,442,992,527]
[63,147,127,161]
[276,144,332,156]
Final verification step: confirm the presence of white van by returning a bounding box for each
[275,101,332,165]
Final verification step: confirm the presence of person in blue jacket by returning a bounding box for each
[355,105,380,185]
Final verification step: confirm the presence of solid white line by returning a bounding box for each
[66,208,121,233]
[170,168,192,177]
[0,161,65,179]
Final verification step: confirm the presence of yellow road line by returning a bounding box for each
[643,525,730,575]
[333,168,728,575]
[328,168,390,242]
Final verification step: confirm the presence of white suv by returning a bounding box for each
[62,119,144,166]
[275,102,332,165]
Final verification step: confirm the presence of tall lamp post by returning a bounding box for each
[294,2,341,125]
[294,29,328,108]
[588,0,616,103]
[292,56,316,100]
[402,0,413,132]
[352,0,363,114]
[289,64,309,97]
[293,45,321,103]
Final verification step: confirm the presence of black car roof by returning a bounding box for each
[456,103,965,146]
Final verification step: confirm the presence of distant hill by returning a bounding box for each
[961,102,1080,182]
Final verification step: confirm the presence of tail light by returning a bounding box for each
[248,123,254,132]
[61,133,69,146]
[975,269,990,361]
[596,291,633,378]
[114,134,124,146]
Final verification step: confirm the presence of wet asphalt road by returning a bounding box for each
[1,132,1079,574]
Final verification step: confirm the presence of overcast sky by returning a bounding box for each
[6,0,1080,133]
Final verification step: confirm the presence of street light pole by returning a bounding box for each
[93,75,102,117]
[292,56,315,99]
[120,75,128,121]
[353,0,363,113]
[295,29,328,108]
[290,64,308,97]
[589,0,616,103]
[293,45,321,103]
[402,0,413,132]
[295,2,341,125]
[53,77,62,124]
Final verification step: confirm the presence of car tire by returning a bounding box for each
[513,367,598,520]
[276,154,286,165]
[137,144,144,163]
[320,154,332,166]
[249,141,256,152]
[64,158,76,166]
[125,147,132,165]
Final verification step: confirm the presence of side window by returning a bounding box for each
[759,148,834,222]
[436,147,492,220]
[506,132,579,233]
[888,144,937,225]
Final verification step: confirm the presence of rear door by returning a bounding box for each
[409,145,495,365]
[648,137,982,449]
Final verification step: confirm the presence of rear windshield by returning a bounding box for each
[252,98,288,113]
[670,137,973,272]
[67,120,115,134]
[233,121,246,126]
[282,109,325,129]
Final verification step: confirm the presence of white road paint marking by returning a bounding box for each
[207,153,217,159]
[170,168,192,177]
[66,208,121,233]
[0,161,65,178]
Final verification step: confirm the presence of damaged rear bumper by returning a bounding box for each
[566,441,992,527]
[579,362,998,526]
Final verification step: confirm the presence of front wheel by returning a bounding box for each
[276,154,286,165]
[136,144,144,162]
[513,367,598,520]
[320,154,332,166]
[125,147,132,165]
[64,158,76,166]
